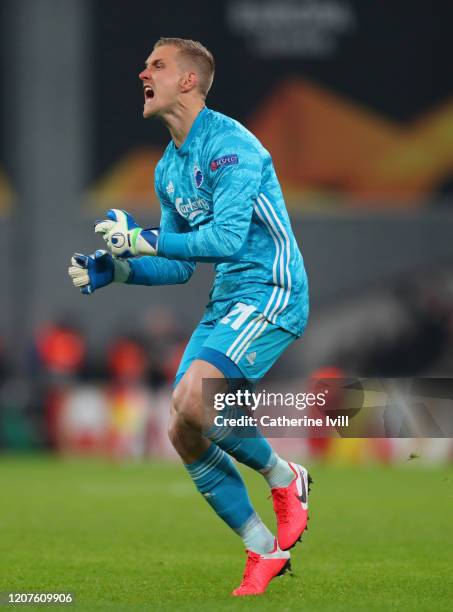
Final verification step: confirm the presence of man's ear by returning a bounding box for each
[180,71,198,93]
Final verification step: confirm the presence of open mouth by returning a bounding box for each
[144,85,155,101]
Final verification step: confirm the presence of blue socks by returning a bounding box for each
[205,407,294,488]
[185,444,254,530]
[185,444,275,553]
[205,406,275,471]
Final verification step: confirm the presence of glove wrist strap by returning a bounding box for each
[113,259,131,283]
[140,228,159,253]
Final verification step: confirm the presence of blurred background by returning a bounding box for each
[0,0,452,462]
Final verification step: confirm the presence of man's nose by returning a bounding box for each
[139,69,149,81]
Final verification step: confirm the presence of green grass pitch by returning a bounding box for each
[0,456,452,611]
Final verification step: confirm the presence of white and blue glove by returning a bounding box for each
[94,209,159,258]
[68,250,130,295]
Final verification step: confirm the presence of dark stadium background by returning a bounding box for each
[0,0,452,451]
[0,0,451,451]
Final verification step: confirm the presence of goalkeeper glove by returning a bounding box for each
[68,249,130,294]
[94,209,159,258]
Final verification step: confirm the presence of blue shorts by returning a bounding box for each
[175,302,298,387]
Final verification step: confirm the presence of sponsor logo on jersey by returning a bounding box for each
[210,154,239,171]
[166,180,175,195]
[194,165,204,188]
[175,196,209,221]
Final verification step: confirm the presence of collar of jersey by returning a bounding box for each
[174,106,209,156]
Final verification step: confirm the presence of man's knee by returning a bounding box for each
[171,372,203,428]
[167,401,212,462]
[167,412,181,449]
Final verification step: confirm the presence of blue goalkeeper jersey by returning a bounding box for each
[128,107,309,337]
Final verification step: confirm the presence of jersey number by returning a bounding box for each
[221,303,257,330]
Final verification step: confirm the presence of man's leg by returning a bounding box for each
[198,319,299,489]
[195,312,312,550]
[205,404,295,488]
[169,360,275,555]
[172,309,310,555]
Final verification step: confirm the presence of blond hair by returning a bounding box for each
[154,37,215,98]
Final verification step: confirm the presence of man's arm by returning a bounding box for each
[158,138,262,263]
[69,187,195,294]
[119,160,196,285]
[68,208,195,293]
[126,202,195,285]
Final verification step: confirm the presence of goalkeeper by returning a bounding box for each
[69,37,310,597]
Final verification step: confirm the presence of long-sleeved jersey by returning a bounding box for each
[127,107,309,337]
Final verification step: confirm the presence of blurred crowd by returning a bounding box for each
[0,308,188,454]
[300,267,453,378]
[0,268,452,462]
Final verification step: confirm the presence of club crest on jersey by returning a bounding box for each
[193,165,203,189]
[166,181,175,195]
[210,154,239,171]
